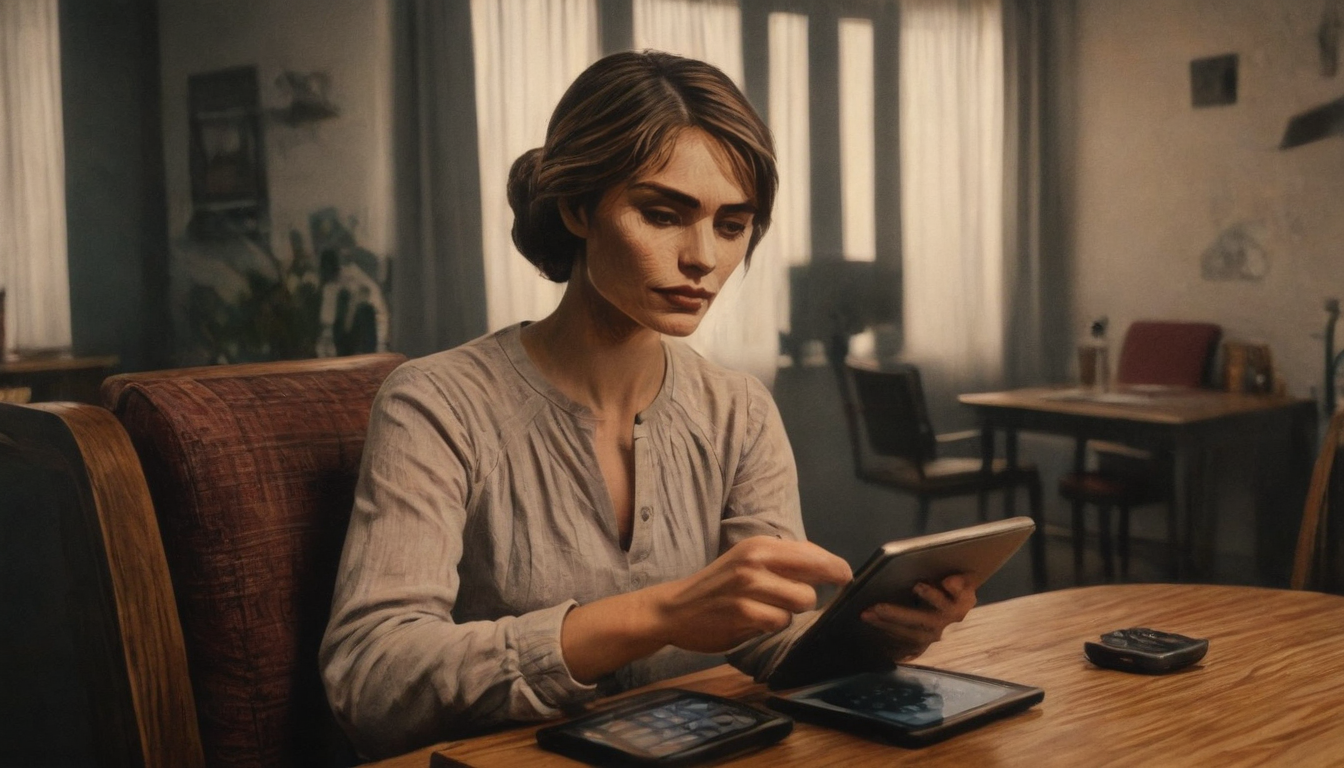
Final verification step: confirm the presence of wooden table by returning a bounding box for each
[0,352,119,404]
[365,584,1344,767]
[958,386,1317,578]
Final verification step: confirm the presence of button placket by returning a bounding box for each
[628,416,653,569]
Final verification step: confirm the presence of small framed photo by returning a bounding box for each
[187,66,269,239]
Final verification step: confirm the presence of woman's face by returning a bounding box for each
[563,128,755,338]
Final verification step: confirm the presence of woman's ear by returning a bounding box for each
[558,201,590,239]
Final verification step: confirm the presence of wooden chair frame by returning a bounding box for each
[1,401,205,768]
[1292,407,1344,591]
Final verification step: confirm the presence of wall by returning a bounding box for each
[1067,0,1343,562]
[1070,0,1344,403]
[61,0,170,373]
[157,0,393,364]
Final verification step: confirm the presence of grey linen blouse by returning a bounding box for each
[320,324,814,757]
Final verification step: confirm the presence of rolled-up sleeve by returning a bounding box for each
[319,366,595,759]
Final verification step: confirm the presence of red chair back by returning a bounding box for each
[1115,321,1222,387]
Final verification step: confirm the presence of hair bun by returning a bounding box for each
[507,148,542,213]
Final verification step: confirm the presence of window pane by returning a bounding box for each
[0,0,71,349]
[839,17,875,263]
[768,12,811,269]
[633,0,743,84]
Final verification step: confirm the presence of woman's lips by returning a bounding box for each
[657,287,714,311]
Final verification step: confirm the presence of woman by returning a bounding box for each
[320,50,975,758]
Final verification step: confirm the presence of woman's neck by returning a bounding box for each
[520,280,666,421]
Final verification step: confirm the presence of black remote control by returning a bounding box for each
[1083,627,1208,674]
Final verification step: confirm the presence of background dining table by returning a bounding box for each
[957,386,1318,580]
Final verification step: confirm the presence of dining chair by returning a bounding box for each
[1059,320,1222,580]
[837,360,1044,580]
[1292,406,1344,593]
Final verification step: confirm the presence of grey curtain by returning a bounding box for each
[1002,0,1076,387]
[390,0,489,357]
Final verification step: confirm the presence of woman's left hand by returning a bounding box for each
[859,574,977,662]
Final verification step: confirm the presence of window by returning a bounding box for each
[471,0,600,331]
[0,0,70,351]
[898,0,1005,385]
[838,17,875,263]
[766,11,811,334]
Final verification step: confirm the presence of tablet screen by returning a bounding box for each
[800,667,1013,728]
[769,666,1044,747]
[569,693,766,757]
[536,689,795,766]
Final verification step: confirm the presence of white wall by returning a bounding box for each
[1070,0,1344,402]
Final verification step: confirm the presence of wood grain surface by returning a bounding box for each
[0,353,119,374]
[0,402,204,768]
[958,387,1310,426]
[365,584,1344,768]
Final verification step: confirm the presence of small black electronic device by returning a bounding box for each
[1083,627,1209,674]
[765,517,1036,690]
[768,666,1044,748]
[535,689,792,767]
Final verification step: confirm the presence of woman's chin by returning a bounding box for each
[648,312,707,338]
[642,316,704,336]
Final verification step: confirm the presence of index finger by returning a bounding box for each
[736,537,853,586]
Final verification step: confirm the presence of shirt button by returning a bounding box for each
[639,506,652,521]
[632,573,646,588]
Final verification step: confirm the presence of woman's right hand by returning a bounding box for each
[561,536,851,683]
[647,536,853,653]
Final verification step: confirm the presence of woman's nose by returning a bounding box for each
[679,221,718,275]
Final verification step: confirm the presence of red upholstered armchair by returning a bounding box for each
[0,354,406,768]
[99,353,406,767]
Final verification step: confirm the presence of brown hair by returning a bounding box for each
[507,50,777,282]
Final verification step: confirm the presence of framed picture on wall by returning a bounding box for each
[187,65,270,241]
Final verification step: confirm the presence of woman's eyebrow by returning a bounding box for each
[629,182,756,215]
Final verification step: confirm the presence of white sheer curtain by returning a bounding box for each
[838,17,875,263]
[633,0,781,386]
[0,0,70,352]
[765,12,811,334]
[471,0,599,331]
[899,0,1005,393]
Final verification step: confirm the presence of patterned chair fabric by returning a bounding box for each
[103,354,404,768]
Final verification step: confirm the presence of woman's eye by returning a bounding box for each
[643,209,679,227]
[716,219,749,239]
